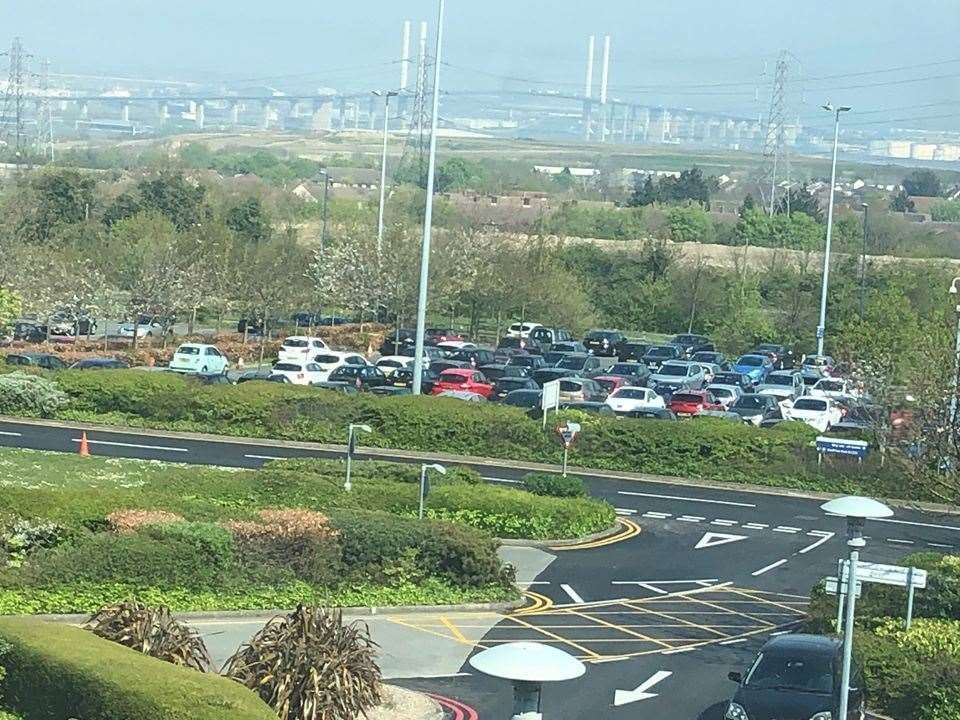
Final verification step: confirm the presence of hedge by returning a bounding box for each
[46,370,917,498]
[0,618,276,720]
[522,472,587,498]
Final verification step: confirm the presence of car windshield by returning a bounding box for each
[273,363,302,371]
[648,346,675,357]
[558,356,587,370]
[766,375,795,386]
[816,381,844,391]
[804,356,829,367]
[283,339,309,348]
[314,354,341,364]
[439,372,467,382]
[672,393,702,403]
[611,364,638,375]
[378,359,402,368]
[657,364,687,377]
[713,373,741,385]
[737,356,764,367]
[559,380,583,391]
[794,399,828,411]
[745,651,833,694]
[177,346,200,355]
[614,388,647,399]
[510,356,537,366]
[334,366,361,377]
[733,396,768,410]
[504,391,539,406]
[710,387,733,398]
[756,344,780,353]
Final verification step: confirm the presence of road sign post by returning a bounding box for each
[836,559,926,629]
[555,421,581,478]
[344,423,372,492]
[542,380,560,430]
[816,436,869,469]
[906,566,916,630]
[418,463,446,520]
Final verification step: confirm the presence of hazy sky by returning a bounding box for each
[8,1,960,130]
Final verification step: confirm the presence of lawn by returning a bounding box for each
[0,449,196,491]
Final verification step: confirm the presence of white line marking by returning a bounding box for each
[752,559,788,576]
[887,538,915,545]
[868,516,960,533]
[773,526,801,534]
[928,542,955,549]
[518,581,551,586]
[72,438,188,453]
[798,532,835,554]
[643,511,672,519]
[719,638,747,645]
[662,647,696,655]
[711,519,739,526]
[615,508,637,516]
[808,530,834,537]
[482,476,522,484]
[612,579,718,585]
[410,672,472,679]
[618,490,756,508]
[560,584,585,604]
[743,523,769,530]
[695,532,748,550]
[638,583,668,595]
[678,515,706,523]
[0,431,22,437]
[244,453,284,460]
[770,630,791,636]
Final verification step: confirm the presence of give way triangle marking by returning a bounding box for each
[694,532,748,550]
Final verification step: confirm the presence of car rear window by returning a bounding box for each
[273,363,302,371]
[794,399,828,411]
[648,346,675,357]
[314,354,341,364]
[177,346,200,355]
[282,339,309,348]
[737,356,764,367]
[672,394,702,403]
[559,380,582,391]
[658,364,687,377]
[439,371,466,382]
[379,359,402,368]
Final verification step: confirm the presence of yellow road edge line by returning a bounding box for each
[550,518,640,551]
[438,615,470,644]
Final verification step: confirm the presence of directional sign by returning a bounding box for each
[556,421,581,449]
[694,532,748,550]
[816,436,869,459]
[825,576,862,598]
[614,670,673,706]
[840,560,927,589]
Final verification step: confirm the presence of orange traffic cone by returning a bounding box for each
[78,432,91,458]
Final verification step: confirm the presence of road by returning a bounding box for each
[2,417,957,718]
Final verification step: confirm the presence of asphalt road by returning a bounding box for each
[2,417,958,719]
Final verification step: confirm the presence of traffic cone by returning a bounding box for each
[78,432,91,458]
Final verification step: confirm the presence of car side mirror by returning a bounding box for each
[728,671,742,684]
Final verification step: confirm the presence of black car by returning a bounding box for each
[3,352,67,370]
[617,341,650,363]
[555,353,606,377]
[379,329,417,356]
[236,369,277,384]
[558,401,615,416]
[623,408,677,421]
[501,388,544,417]
[49,312,97,337]
[315,315,349,326]
[388,366,440,394]
[12,321,47,343]
[291,311,320,328]
[369,385,412,396]
[497,335,544,355]
[429,359,471,375]
[312,381,359,394]
[670,333,713,358]
[607,362,651,384]
[492,376,539,401]
[528,326,572,348]
[69,358,130,370]
[543,349,573,366]
[691,350,726,367]
[446,348,497,367]
[727,634,864,720]
[547,340,588,356]
[478,363,528,382]
[641,344,682,370]
[327,364,389,390]
[531,367,576,387]
[753,343,795,370]
[728,393,782,425]
[583,329,626,357]
[189,372,232,385]
[712,372,754,393]
[507,354,546,372]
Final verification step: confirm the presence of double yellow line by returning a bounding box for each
[513,590,555,616]
[550,517,641,551]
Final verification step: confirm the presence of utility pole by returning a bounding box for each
[36,58,54,162]
[758,51,801,215]
[859,203,869,320]
[411,0,446,396]
[1,37,31,170]
[374,90,398,256]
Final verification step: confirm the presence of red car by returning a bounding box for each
[668,390,723,417]
[430,368,494,399]
[593,375,640,395]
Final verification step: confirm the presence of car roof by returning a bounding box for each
[762,633,840,654]
[282,336,324,342]
[768,370,799,377]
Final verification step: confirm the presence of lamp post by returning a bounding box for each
[418,463,446,519]
[948,277,960,427]
[373,90,399,257]
[411,0,446,396]
[815,103,851,357]
[859,203,869,320]
[821,496,893,720]
[344,423,372,492]
[318,170,332,250]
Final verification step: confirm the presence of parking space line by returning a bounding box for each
[617,491,757,508]
[752,559,788,576]
[439,616,469,644]
[561,584,585,604]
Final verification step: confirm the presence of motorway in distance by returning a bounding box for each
[1,417,957,718]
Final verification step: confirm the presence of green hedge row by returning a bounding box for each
[46,370,913,497]
[0,618,275,720]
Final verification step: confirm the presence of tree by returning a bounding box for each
[738,194,756,218]
[15,168,96,244]
[666,205,713,242]
[225,197,272,244]
[903,169,942,198]
[105,173,212,231]
[435,157,482,193]
[628,175,657,207]
[659,167,714,206]
[889,189,916,213]
[308,229,383,325]
[775,185,822,222]
[0,287,22,332]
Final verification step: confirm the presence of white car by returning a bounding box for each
[437,341,476,357]
[507,322,543,339]
[311,350,369,381]
[269,361,325,385]
[118,314,169,339]
[169,343,228,374]
[783,397,844,432]
[278,336,328,364]
[376,355,415,377]
[809,378,860,401]
[705,384,742,410]
[605,386,666,414]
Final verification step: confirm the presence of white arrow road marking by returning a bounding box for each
[694,532,748,550]
[614,670,673,706]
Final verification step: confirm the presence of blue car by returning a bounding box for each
[732,354,772,386]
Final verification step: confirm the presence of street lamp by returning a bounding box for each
[859,203,869,320]
[821,495,893,720]
[411,0,446,396]
[418,462,446,519]
[948,277,960,426]
[344,423,372,492]
[469,641,586,720]
[815,102,851,357]
[318,169,332,250]
[372,90,399,257]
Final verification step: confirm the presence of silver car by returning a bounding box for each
[649,362,706,395]
[705,384,743,410]
[755,370,805,402]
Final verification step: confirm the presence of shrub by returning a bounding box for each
[1,518,72,567]
[0,372,68,416]
[83,599,211,672]
[107,509,185,534]
[0,617,276,720]
[222,606,382,720]
[523,472,586,498]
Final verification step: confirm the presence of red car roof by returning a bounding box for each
[439,368,474,379]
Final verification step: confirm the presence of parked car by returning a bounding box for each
[728,393,782,426]
[477,363,528,382]
[669,390,724,417]
[388,367,440,394]
[3,352,67,370]
[558,401,615,416]
[369,386,412,397]
[328,364,389,390]
[436,340,477,356]
[236,369,277,384]
[755,370,805,402]
[800,365,826,387]
[270,360,326,385]
[311,381,359,395]
[120,314,172,339]
[425,328,464,345]
[712,371,755,393]
[696,362,722,385]
[399,345,444,363]
[783,396,844,432]
[69,357,130,370]
[311,351,369,381]
[593,375,640,395]
[649,362,706,395]
[492,376,540,401]
[544,341,588,364]
[278,336,329,364]
[429,359,472,375]
[617,341,650,363]
[691,350,726,367]
[642,344,683,370]
[801,354,836,377]
[507,322,543,339]
[49,312,97,337]
[430,368,494,398]
[501,389,543,413]
[189,372,232,386]
[12,321,47,342]
[583,329,626,357]
[528,326,571,347]
[446,347,497,367]
[556,353,606,377]
[379,329,417,356]
[531,367,577,387]
[436,390,487,402]
[809,378,861,401]
[732,354,774,385]
[375,355,415,377]
[705,384,743,410]
[315,315,349,327]
[508,354,547,372]
[605,386,665,414]
[169,343,228,374]
[670,333,712,358]
[752,343,794,370]
[608,362,652,384]
[558,377,605,402]
[726,634,864,720]
[622,407,677,421]
[291,311,320,328]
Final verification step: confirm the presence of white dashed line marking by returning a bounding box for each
[711,519,739,526]
[643,511,672,519]
[752,559,788,576]
[74,438,188,452]
[719,638,747,645]
[743,523,769,530]
[482,477,522,484]
[244,454,284,460]
[560,584,585,604]
[887,538,914,545]
[617,491,757,508]
[928,542,955,549]
[773,526,801,534]
[616,508,637,516]
[0,431,22,437]
[678,516,706,523]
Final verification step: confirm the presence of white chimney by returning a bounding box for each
[400,20,412,90]
[585,35,595,99]
[600,35,611,105]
